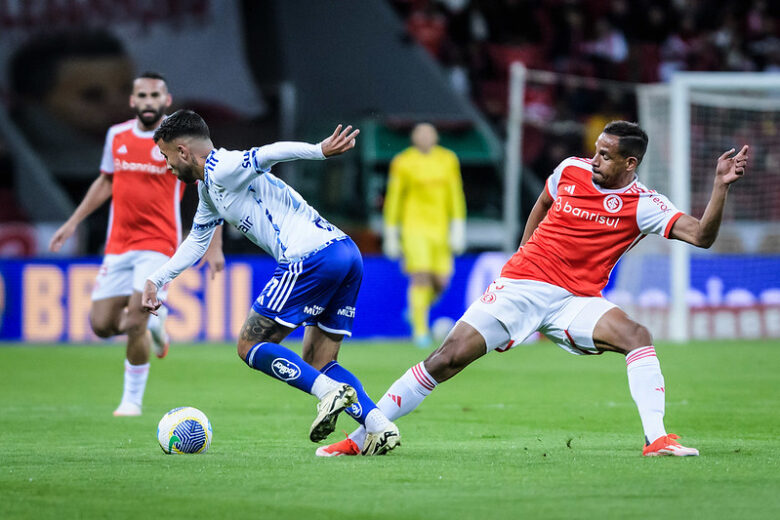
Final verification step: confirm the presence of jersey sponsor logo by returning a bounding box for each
[304,304,324,316]
[650,196,672,213]
[151,145,165,162]
[113,158,168,175]
[271,358,301,381]
[555,199,620,229]
[603,194,623,213]
[237,216,253,234]
[336,306,355,318]
[563,185,575,195]
[117,144,128,154]
[346,402,363,419]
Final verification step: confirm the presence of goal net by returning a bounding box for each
[621,73,780,341]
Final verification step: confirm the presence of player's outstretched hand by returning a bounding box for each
[49,221,76,252]
[320,124,360,157]
[716,145,749,186]
[142,280,162,316]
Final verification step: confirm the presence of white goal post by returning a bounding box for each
[644,72,780,341]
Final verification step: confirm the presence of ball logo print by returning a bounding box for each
[603,194,623,213]
[157,407,212,454]
[271,358,301,381]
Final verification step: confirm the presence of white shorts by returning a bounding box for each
[459,278,616,355]
[92,250,170,301]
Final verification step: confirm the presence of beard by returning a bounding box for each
[175,162,199,185]
[135,106,166,127]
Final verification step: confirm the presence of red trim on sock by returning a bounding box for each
[626,347,656,366]
[411,363,435,391]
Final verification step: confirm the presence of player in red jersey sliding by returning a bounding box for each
[49,72,224,417]
[319,121,748,457]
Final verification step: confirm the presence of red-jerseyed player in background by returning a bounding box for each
[317,121,749,458]
[49,72,224,417]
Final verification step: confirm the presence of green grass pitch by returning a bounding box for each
[1,339,778,519]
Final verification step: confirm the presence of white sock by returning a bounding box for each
[626,346,667,444]
[349,362,438,447]
[364,408,391,434]
[120,359,150,407]
[310,374,341,400]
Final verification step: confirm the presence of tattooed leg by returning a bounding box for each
[237,311,294,360]
[237,311,345,409]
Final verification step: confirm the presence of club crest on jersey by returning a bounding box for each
[603,194,623,213]
[151,145,165,162]
[480,292,496,304]
[271,358,301,381]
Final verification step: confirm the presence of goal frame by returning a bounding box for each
[668,72,780,341]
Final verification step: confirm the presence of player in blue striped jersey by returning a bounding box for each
[142,110,399,455]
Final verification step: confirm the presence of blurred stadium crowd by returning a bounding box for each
[1,0,778,255]
[392,0,779,178]
[394,0,779,91]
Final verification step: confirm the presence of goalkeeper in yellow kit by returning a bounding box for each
[383,123,467,347]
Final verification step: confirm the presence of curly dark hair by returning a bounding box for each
[153,109,210,143]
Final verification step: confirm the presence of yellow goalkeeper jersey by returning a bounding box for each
[384,145,466,238]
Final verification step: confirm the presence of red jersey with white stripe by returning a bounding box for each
[100,119,184,256]
[501,157,683,296]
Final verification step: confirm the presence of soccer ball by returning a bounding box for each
[157,406,212,454]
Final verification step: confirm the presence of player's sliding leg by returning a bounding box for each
[320,321,488,456]
[324,361,438,456]
[301,326,400,456]
[114,292,152,416]
[593,308,699,456]
[237,312,356,442]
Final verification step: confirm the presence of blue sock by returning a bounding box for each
[244,342,321,394]
[321,361,378,425]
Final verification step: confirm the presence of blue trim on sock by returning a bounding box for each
[320,360,339,374]
[321,361,377,425]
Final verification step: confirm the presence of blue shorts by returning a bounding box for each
[251,237,363,336]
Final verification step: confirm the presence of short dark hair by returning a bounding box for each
[137,71,167,83]
[153,109,210,142]
[603,121,649,164]
[9,29,126,100]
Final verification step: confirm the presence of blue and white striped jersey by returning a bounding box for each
[148,141,346,289]
[197,146,344,262]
